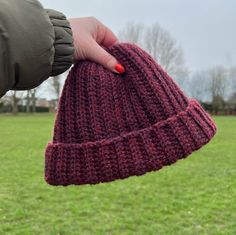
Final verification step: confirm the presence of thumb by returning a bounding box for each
[86,41,125,74]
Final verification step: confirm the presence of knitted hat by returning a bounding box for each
[45,43,217,186]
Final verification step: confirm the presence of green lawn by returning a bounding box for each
[0,114,235,235]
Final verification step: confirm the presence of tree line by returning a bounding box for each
[118,22,236,115]
[0,22,235,115]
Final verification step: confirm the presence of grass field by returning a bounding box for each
[0,114,235,235]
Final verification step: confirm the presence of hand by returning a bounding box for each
[68,17,125,74]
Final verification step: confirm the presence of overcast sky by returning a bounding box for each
[40,0,236,72]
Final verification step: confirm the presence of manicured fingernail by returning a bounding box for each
[115,63,125,74]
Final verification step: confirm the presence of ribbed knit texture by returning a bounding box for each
[45,43,217,186]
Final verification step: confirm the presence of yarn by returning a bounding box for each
[45,43,217,186]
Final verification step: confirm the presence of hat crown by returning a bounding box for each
[53,43,189,144]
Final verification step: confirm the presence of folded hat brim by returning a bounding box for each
[45,99,216,186]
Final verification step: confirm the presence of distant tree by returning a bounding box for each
[31,89,37,113]
[26,90,31,113]
[51,76,62,102]
[144,23,187,79]
[118,22,144,44]
[118,22,188,80]
[228,67,236,112]
[8,91,24,114]
[188,71,209,101]
[230,67,236,98]
[228,92,236,113]
[208,66,227,114]
[25,88,38,113]
[42,75,64,104]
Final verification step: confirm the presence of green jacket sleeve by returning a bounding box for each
[0,0,75,98]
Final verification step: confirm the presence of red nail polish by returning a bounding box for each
[115,64,125,74]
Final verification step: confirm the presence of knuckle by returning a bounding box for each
[103,55,115,67]
[88,16,97,22]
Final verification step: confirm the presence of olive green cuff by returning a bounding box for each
[46,9,75,76]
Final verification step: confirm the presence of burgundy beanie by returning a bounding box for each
[45,43,217,186]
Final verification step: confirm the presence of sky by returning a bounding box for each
[40,0,236,72]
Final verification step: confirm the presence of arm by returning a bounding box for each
[0,0,74,98]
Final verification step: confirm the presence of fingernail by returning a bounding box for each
[115,63,125,74]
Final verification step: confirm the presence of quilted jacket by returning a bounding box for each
[0,0,74,98]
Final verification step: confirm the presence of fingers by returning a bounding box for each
[69,16,125,73]
[86,40,125,74]
[101,26,119,48]
[95,18,119,47]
